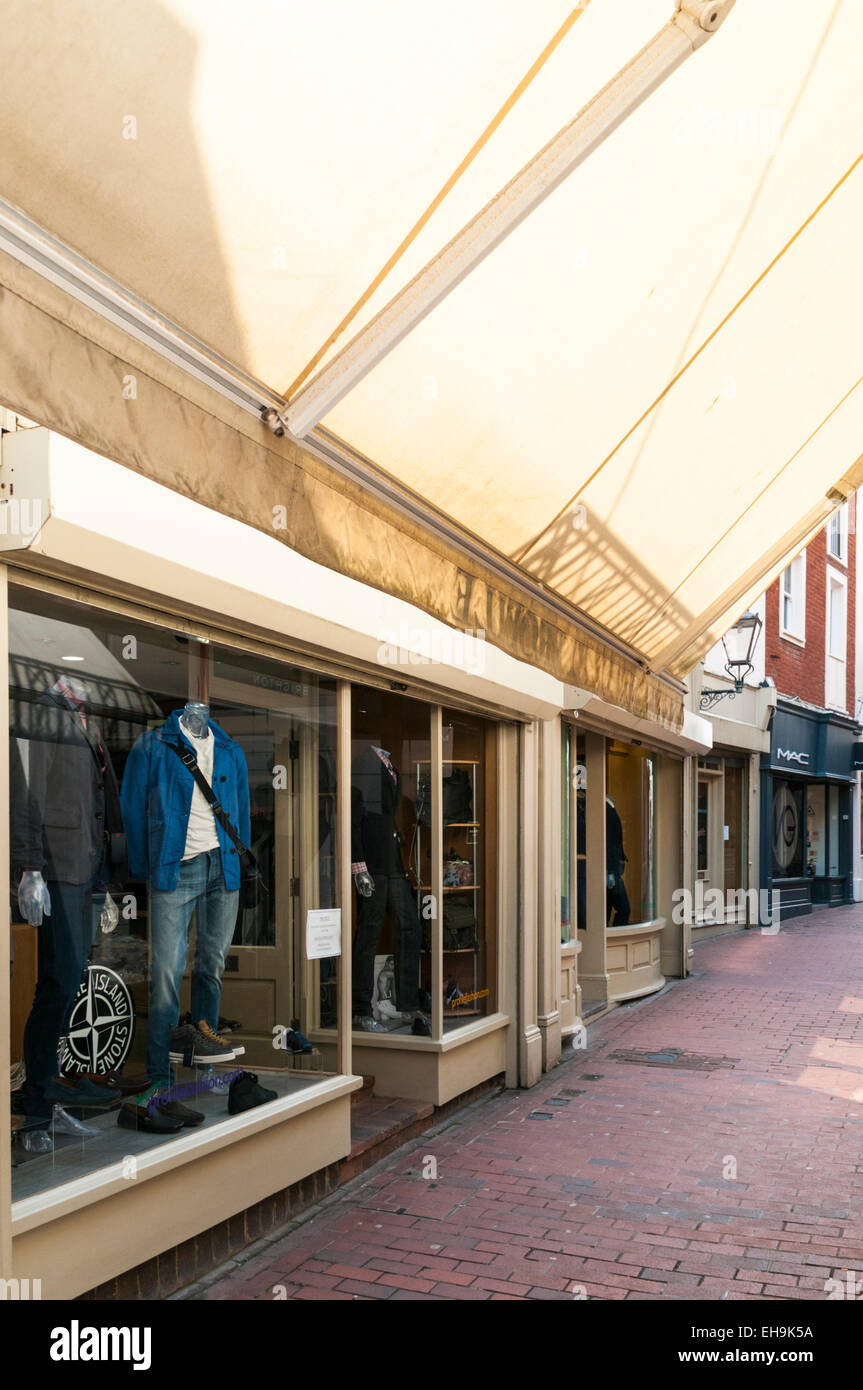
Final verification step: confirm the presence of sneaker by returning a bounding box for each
[168,1022,238,1065]
[283,1027,313,1054]
[197,1019,245,1056]
[352,1014,388,1033]
[227,1071,277,1115]
[411,1014,432,1037]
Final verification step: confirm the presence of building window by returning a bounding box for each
[8,583,344,1203]
[606,741,656,926]
[826,567,847,710]
[772,780,805,879]
[827,503,848,564]
[349,688,497,1037]
[780,554,806,642]
[561,724,572,944]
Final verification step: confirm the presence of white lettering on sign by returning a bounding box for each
[777,748,809,766]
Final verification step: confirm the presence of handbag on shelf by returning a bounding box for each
[442,894,478,951]
[169,741,267,910]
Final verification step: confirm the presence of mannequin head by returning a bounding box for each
[54,673,89,703]
[181,701,210,738]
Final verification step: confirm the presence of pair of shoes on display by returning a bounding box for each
[179,1010,241,1038]
[43,1075,123,1109]
[227,1071,277,1115]
[168,1020,245,1065]
[117,1084,205,1134]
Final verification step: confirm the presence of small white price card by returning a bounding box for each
[306,908,342,959]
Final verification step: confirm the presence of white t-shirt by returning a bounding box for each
[180,722,221,860]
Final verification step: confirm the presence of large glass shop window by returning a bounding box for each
[348,689,497,1038]
[440,709,497,1029]
[349,687,432,1035]
[772,780,805,879]
[605,741,656,926]
[561,724,572,944]
[8,585,341,1203]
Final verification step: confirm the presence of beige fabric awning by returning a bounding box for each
[1,0,861,718]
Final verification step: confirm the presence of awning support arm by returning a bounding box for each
[279,0,736,440]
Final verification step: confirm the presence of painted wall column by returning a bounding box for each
[517,723,543,1087]
[537,718,562,1071]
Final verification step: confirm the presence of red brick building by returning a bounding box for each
[763,494,856,714]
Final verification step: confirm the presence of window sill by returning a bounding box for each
[11,1072,362,1237]
[779,629,806,648]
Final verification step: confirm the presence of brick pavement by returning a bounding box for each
[194,905,863,1301]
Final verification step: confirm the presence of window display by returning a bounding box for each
[9,585,341,1200]
[606,741,656,926]
[772,779,805,878]
[349,687,431,1036]
[348,689,497,1038]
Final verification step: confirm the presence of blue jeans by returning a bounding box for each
[147,849,239,1088]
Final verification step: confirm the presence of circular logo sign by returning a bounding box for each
[58,965,135,1076]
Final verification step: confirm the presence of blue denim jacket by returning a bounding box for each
[121,710,251,892]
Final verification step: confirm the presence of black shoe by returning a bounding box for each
[117,1102,184,1134]
[157,1099,205,1127]
[227,1071,277,1115]
[412,1014,432,1037]
[44,1075,122,1109]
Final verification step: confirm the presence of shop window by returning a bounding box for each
[8,585,342,1203]
[561,724,572,944]
[772,780,805,878]
[347,688,497,1037]
[807,785,826,876]
[440,710,496,1028]
[349,687,432,1035]
[575,733,586,930]
[780,555,806,642]
[606,741,655,925]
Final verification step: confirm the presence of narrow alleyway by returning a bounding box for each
[189,906,863,1301]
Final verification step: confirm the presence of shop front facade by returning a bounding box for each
[761,699,861,920]
[0,426,713,1298]
[557,690,711,1033]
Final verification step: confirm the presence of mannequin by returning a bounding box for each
[12,674,124,1127]
[351,743,425,1032]
[605,794,630,927]
[120,702,250,1127]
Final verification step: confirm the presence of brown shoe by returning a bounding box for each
[197,1020,244,1056]
[82,1071,151,1097]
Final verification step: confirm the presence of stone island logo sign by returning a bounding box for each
[777,747,810,766]
[59,966,134,1076]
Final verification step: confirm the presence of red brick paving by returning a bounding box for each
[201,905,863,1300]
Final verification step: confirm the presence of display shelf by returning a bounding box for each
[414,757,483,1018]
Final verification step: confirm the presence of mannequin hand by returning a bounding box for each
[18,870,51,926]
[100,893,120,934]
[353,870,375,898]
[606,872,616,890]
